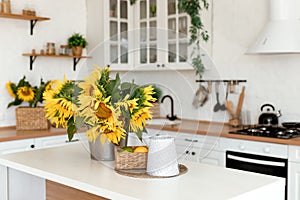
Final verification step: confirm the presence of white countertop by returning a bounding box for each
[0,143,285,200]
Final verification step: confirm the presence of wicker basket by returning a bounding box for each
[114,146,148,170]
[16,107,50,130]
[150,102,160,118]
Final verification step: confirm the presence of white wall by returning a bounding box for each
[0,0,87,126]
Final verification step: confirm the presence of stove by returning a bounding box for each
[230,125,300,139]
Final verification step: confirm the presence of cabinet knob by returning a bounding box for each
[185,150,189,154]
[157,64,160,67]
[239,145,245,150]
[191,152,196,156]
[30,144,35,148]
[264,147,271,153]
[162,64,165,67]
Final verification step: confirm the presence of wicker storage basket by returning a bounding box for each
[114,146,148,170]
[150,102,160,118]
[16,107,49,130]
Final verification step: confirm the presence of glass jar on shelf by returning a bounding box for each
[46,42,56,55]
[59,45,69,55]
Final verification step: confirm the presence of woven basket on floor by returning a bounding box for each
[16,106,49,130]
[114,146,148,170]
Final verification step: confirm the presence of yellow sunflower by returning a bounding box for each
[130,107,152,132]
[6,81,16,98]
[17,86,35,102]
[141,85,156,107]
[44,97,76,128]
[43,79,78,128]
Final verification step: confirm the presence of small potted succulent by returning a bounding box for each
[67,33,88,56]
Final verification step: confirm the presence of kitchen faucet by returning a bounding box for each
[161,95,177,121]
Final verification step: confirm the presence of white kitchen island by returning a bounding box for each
[0,143,285,200]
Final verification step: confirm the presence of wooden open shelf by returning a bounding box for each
[0,13,50,35]
[22,54,91,71]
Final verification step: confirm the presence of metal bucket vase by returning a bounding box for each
[89,136,115,161]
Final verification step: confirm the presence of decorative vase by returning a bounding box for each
[72,46,83,56]
[88,135,115,161]
[146,135,179,177]
[15,106,50,130]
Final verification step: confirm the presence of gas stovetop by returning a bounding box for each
[229,125,300,139]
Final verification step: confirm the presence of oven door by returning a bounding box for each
[226,150,288,199]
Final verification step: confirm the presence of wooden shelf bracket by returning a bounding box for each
[29,55,37,70]
[30,19,38,35]
[73,58,81,71]
[23,54,91,71]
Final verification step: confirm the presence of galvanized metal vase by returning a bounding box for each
[89,137,115,161]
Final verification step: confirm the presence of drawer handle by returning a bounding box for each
[185,139,198,142]
[65,139,79,143]
[30,144,35,148]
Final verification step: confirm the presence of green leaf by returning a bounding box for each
[67,117,76,141]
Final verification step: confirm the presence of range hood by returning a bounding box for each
[247,0,300,54]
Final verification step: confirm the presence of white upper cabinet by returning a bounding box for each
[88,0,194,71]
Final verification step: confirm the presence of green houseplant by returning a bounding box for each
[67,33,88,56]
[178,0,209,79]
[6,76,52,130]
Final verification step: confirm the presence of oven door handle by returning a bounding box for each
[227,154,286,167]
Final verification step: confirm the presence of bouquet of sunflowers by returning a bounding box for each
[6,76,51,108]
[43,66,156,145]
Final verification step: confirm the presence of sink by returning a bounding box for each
[147,119,181,126]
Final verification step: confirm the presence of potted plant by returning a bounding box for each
[67,33,88,56]
[43,66,157,162]
[6,76,52,130]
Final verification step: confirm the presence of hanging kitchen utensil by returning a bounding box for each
[207,81,212,93]
[235,86,245,120]
[192,83,209,108]
[225,101,235,118]
[229,81,235,93]
[213,82,222,112]
[228,86,245,127]
[219,83,229,111]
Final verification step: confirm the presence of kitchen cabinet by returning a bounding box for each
[35,132,87,149]
[88,0,194,71]
[0,138,36,154]
[288,145,300,200]
[130,128,225,166]
[175,133,225,166]
[0,132,87,200]
[0,132,86,155]
[288,162,300,200]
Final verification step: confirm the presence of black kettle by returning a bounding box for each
[258,104,281,125]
